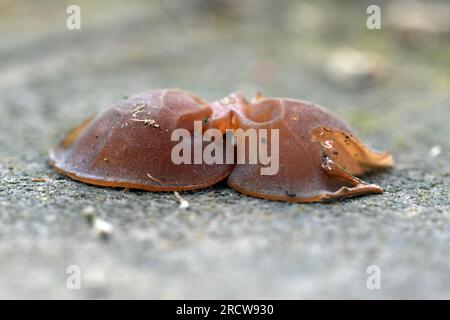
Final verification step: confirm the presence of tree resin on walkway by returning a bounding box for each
[49,89,393,202]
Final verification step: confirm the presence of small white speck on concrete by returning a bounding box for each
[82,206,95,225]
[93,218,114,240]
[429,145,442,158]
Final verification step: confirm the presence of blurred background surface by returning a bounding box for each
[0,0,449,298]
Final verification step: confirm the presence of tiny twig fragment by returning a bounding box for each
[146,173,162,183]
[130,118,160,127]
[174,191,189,209]
[131,104,146,115]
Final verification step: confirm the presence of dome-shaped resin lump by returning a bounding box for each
[49,89,393,202]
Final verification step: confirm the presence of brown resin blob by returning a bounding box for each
[49,89,393,202]
[50,89,234,191]
[209,93,393,202]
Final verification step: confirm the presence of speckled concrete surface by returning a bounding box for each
[0,0,449,299]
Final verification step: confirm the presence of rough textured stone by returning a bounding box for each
[0,0,448,299]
